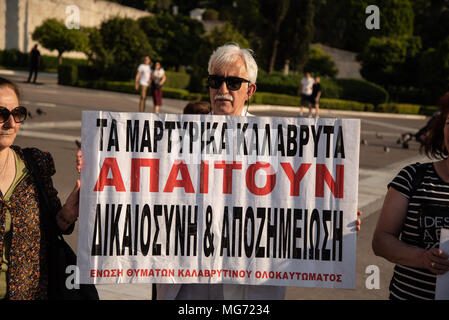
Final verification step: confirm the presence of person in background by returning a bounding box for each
[27,44,40,84]
[298,71,314,117]
[0,77,79,299]
[310,76,321,118]
[372,92,449,300]
[151,61,166,114]
[183,101,211,114]
[135,56,152,112]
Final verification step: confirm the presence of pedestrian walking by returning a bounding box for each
[310,76,321,118]
[298,71,314,117]
[150,61,166,114]
[27,45,40,84]
[135,56,152,112]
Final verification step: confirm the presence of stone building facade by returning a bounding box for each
[0,0,150,56]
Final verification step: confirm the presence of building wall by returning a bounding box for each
[313,43,362,79]
[0,0,151,57]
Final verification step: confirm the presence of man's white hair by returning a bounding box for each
[208,43,258,84]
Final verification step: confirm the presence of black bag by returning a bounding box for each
[23,148,99,300]
[152,77,162,89]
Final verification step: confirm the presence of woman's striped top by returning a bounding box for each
[387,162,449,300]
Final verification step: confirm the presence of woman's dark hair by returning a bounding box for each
[0,77,20,100]
[424,92,449,159]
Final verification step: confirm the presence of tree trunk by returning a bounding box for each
[268,0,290,74]
[296,0,315,74]
[58,51,63,65]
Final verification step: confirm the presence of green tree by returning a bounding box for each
[304,47,338,78]
[207,23,250,50]
[418,36,449,102]
[379,0,414,37]
[263,0,290,74]
[314,0,414,52]
[32,18,88,65]
[276,0,315,73]
[89,17,156,80]
[225,0,316,74]
[138,13,205,70]
[357,35,422,87]
[413,0,449,49]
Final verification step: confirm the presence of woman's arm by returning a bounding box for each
[372,187,449,274]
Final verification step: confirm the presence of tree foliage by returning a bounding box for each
[412,0,449,49]
[224,0,315,74]
[32,18,88,64]
[314,0,414,52]
[138,13,205,70]
[357,35,421,87]
[417,36,449,102]
[304,47,338,78]
[88,17,156,80]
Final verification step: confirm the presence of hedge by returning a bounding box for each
[0,49,87,72]
[378,103,437,115]
[319,98,375,112]
[256,72,388,106]
[58,64,77,85]
[164,71,190,89]
[60,66,430,114]
[250,92,375,112]
[377,103,420,114]
[251,92,299,106]
[74,79,207,102]
[256,72,301,96]
[335,79,389,106]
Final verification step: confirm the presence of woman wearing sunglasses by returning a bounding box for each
[0,77,80,299]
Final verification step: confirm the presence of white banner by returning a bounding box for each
[77,111,360,289]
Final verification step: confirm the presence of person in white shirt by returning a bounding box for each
[299,71,315,117]
[135,56,152,112]
[156,43,272,300]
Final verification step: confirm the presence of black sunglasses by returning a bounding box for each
[0,106,27,123]
[207,75,250,91]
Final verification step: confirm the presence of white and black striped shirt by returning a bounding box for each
[388,162,449,300]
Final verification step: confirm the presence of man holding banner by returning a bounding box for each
[157,43,286,299]
[76,43,361,301]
